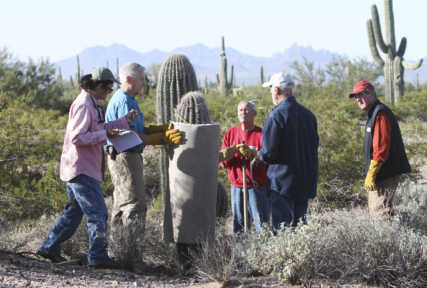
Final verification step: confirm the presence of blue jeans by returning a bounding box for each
[39,174,109,266]
[271,190,308,232]
[231,185,271,233]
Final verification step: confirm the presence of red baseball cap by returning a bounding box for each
[348,80,374,98]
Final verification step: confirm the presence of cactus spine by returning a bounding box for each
[156,54,198,242]
[219,36,233,95]
[366,0,423,104]
[175,91,211,124]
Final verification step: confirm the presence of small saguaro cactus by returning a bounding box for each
[259,65,264,85]
[219,36,234,95]
[156,54,198,242]
[75,55,80,85]
[366,0,423,104]
[174,91,211,124]
[174,91,228,218]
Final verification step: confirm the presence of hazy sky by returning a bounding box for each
[1,0,425,62]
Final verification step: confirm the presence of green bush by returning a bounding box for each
[0,100,67,220]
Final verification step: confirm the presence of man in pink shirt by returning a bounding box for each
[37,68,137,269]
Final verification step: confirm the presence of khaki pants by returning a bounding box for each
[368,175,400,216]
[107,152,146,268]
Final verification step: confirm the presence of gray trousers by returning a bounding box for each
[107,152,146,267]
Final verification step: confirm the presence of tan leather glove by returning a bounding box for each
[150,123,182,145]
[364,160,383,191]
[219,145,237,162]
[145,123,170,134]
[236,143,257,160]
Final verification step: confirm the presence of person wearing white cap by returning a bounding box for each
[254,72,319,232]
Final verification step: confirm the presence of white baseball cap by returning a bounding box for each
[262,72,294,89]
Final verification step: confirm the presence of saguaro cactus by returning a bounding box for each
[259,65,264,85]
[175,91,228,218]
[156,54,198,242]
[366,0,423,104]
[175,91,211,124]
[75,55,80,84]
[219,36,234,95]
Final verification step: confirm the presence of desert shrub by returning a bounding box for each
[0,100,67,220]
[394,178,427,235]
[245,209,427,287]
[393,89,427,120]
[193,223,251,281]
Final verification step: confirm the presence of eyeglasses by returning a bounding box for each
[354,89,371,99]
[103,86,114,93]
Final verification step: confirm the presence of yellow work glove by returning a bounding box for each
[236,143,257,160]
[146,123,170,134]
[364,160,383,191]
[150,123,182,145]
[219,145,237,162]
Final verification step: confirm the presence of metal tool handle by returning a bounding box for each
[242,140,248,233]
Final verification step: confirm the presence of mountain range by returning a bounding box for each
[55,43,427,86]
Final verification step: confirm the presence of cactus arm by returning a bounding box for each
[371,5,389,53]
[402,58,423,70]
[384,0,396,54]
[396,37,407,57]
[367,20,385,66]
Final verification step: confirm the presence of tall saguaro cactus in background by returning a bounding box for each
[219,36,234,95]
[156,54,198,242]
[75,55,81,84]
[259,65,264,85]
[366,0,423,104]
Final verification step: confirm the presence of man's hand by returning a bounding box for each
[364,160,383,191]
[125,109,139,123]
[236,143,257,160]
[219,145,237,162]
[106,128,120,138]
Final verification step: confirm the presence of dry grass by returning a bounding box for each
[1,178,426,287]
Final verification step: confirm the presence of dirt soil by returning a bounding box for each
[0,250,290,288]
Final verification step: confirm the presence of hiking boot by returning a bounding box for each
[36,249,67,263]
[88,258,122,270]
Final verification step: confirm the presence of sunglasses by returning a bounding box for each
[103,85,114,93]
[354,89,371,99]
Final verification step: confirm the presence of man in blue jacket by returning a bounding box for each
[255,72,319,231]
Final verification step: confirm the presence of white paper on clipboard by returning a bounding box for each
[108,130,143,153]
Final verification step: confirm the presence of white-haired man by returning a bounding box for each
[105,63,182,271]
[219,101,271,233]
[256,73,319,232]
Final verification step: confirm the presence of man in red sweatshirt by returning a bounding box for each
[219,101,271,233]
[349,81,410,216]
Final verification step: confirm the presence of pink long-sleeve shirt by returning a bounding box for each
[60,90,129,182]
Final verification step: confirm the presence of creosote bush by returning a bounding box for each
[245,209,427,287]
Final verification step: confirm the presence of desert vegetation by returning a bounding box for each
[1,44,427,287]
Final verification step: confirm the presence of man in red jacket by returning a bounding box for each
[219,101,271,233]
[349,81,410,216]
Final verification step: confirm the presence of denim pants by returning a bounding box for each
[39,174,109,266]
[231,185,271,233]
[271,190,308,232]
